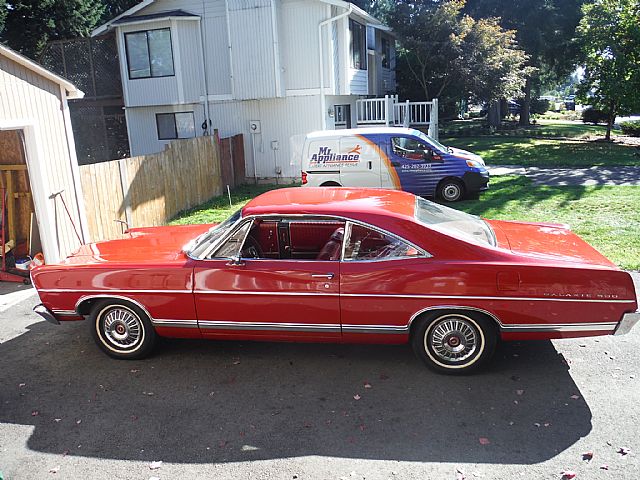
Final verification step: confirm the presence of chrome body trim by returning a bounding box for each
[501,322,617,333]
[408,305,503,330]
[74,294,156,322]
[52,309,82,316]
[41,289,192,294]
[194,290,339,297]
[342,324,408,334]
[614,311,640,336]
[151,319,199,329]
[342,293,635,304]
[198,320,341,333]
[33,304,60,325]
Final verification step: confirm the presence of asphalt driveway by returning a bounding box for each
[0,276,638,479]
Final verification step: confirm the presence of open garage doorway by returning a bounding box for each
[0,129,42,277]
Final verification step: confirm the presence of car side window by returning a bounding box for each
[343,223,421,261]
[211,221,252,259]
[391,137,430,161]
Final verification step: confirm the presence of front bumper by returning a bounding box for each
[462,171,490,193]
[614,311,640,336]
[33,304,60,325]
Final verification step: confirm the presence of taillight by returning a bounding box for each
[301,171,308,185]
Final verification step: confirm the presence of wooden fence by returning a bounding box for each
[80,132,244,242]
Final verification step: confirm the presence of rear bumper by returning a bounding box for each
[462,171,490,193]
[614,311,640,336]
[33,304,59,325]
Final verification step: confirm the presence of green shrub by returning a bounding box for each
[620,120,640,137]
[582,108,609,124]
[530,98,551,115]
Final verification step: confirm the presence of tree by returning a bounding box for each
[0,0,105,59]
[576,0,640,140]
[389,0,529,121]
[465,0,584,125]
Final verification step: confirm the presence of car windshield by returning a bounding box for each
[184,209,242,257]
[415,197,496,246]
[414,130,450,153]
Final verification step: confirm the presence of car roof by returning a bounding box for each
[305,127,424,139]
[242,187,417,221]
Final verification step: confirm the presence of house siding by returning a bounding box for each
[0,56,84,261]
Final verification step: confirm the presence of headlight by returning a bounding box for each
[466,159,484,168]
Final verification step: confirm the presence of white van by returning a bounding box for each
[292,127,489,202]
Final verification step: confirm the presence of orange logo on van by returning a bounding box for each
[348,145,362,155]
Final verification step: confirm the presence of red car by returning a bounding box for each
[32,187,639,373]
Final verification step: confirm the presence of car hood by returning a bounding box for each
[487,219,617,268]
[449,147,485,166]
[60,224,213,265]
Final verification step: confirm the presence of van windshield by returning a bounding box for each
[415,197,496,247]
[414,130,450,153]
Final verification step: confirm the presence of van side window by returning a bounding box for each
[344,223,421,261]
[391,137,429,161]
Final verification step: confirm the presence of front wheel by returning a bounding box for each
[89,300,156,360]
[411,311,497,374]
[437,179,464,202]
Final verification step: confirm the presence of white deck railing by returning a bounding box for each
[355,96,439,140]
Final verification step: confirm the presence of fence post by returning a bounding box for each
[428,98,439,140]
[403,100,410,128]
[384,95,390,126]
[117,159,132,227]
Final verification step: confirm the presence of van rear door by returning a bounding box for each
[338,136,381,187]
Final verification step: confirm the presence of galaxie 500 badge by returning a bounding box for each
[309,145,361,167]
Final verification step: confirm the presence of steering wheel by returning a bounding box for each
[241,235,263,259]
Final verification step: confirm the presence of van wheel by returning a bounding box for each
[320,181,341,187]
[437,179,464,202]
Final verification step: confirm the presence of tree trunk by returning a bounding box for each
[519,77,532,126]
[605,102,616,141]
[487,100,501,128]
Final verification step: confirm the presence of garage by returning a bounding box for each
[0,44,89,270]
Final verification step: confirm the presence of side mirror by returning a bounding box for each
[226,255,245,267]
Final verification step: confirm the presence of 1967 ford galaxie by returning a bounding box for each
[32,187,639,373]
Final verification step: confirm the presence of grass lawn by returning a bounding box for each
[442,120,639,167]
[171,178,640,270]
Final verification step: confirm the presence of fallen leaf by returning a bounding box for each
[534,422,541,427]
[130,369,139,373]
[516,389,524,396]
[478,437,490,445]
[19,383,26,388]
[618,447,630,456]
[364,383,372,389]
[54,418,61,423]
[570,395,580,400]
[353,394,361,400]
[561,470,576,479]
[544,422,551,427]
[232,358,241,365]
[599,465,608,470]
[49,466,60,474]
[76,419,82,425]
[582,451,593,462]
[149,461,162,470]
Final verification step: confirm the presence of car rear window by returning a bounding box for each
[415,197,496,246]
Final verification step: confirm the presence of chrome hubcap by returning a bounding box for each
[103,307,142,349]
[428,317,478,363]
[443,185,460,200]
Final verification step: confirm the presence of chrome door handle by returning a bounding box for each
[311,273,334,280]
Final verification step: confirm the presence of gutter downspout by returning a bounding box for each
[318,5,352,130]
[270,0,282,97]
[199,3,211,134]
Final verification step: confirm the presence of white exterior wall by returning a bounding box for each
[126,102,205,156]
[0,56,87,262]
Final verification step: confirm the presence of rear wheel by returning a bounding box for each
[411,311,497,374]
[437,179,464,202]
[89,300,156,360]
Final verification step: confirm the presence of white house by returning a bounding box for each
[93,0,410,182]
[0,44,89,264]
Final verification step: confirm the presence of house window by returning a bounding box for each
[381,36,390,69]
[156,112,196,140]
[349,19,366,70]
[125,28,175,79]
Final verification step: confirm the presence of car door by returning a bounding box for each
[388,135,444,197]
[192,217,343,341]
[337,136,382,188]
[339,220,431,342]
